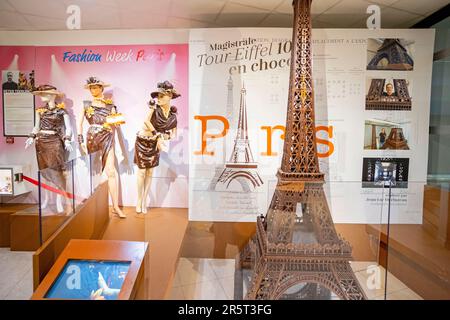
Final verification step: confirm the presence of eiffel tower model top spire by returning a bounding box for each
[235,0,367,300]
[279,0,323,183]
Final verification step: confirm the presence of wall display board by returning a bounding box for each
[1,67,35,136]
[189,28,435,223]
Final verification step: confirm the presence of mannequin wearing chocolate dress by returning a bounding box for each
[25,85,73,213]
[77,77,126,218]
[134,81,179,214]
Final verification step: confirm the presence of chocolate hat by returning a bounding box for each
[84,76,111,89]
[150,80,180,99]
[31,84,63,97]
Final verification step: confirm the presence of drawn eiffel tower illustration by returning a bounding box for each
[210,83,263,192]
[235,0,367,300]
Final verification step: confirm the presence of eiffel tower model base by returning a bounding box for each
[234,182,367,300]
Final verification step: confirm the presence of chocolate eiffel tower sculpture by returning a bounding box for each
[235,0,366,300]
[214,83,263,191]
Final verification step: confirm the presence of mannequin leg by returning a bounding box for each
[105,145,126,218]
[55,170,68,214]
[56,194,64,213]
[141,168,153,214]
[136,168,146,213]
[41,190,49,210]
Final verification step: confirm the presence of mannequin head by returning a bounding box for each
[84,77,110,98]
[89,84,104,98]
[150,81,180,108]
[157,92,172,107]
[31,85,62,108]
[39,93,56,107]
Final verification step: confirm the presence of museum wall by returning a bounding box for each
[0,28,436,220]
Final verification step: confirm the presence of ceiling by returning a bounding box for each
[0,0,448,31]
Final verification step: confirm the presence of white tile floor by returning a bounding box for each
[0,248,34,300]
[169,258,423,300]
[169,258,235,300]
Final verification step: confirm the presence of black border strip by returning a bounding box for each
[412,3,450,28]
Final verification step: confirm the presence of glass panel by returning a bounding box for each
[38,160,74,244]
[385,181,450,300]
[428,15,450,183]
[72,154,91,206]
[178,179,385,300]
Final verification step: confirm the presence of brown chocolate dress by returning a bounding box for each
[84,103,115,171]
[134,105,177,169]
[35,106,67,171]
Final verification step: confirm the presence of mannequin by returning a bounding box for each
[134,81,179,214]
[77,77,126,218]
[25,85,73,214]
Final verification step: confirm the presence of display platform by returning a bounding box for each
[10,206,67,251]
[0,203,35,247]
[366,223,450,299]
[31,239,148,300]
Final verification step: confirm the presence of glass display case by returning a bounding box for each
[37,151,104,246]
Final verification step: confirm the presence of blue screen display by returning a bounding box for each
[45,259,131,300]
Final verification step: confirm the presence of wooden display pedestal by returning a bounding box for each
[0,203,34,247]
[10,207,67,251]
[31,239,149,300]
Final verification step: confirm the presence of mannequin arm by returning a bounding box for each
[63,113,73,152]
[142,108,157,134]
[25,111,40,149]
[77,107,85,135]
[77,107,87,154]
[63,113,73,139]
[31,111,40,135]
[170,127,177,139]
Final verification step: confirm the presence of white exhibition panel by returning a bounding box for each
[189,28,435,223]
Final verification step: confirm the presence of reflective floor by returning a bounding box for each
[169,258,423,300]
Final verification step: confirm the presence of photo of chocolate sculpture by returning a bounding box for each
[362,157,409,189]
[367,38,414,71]
[366,77,412,111]
[364,118,411,150]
